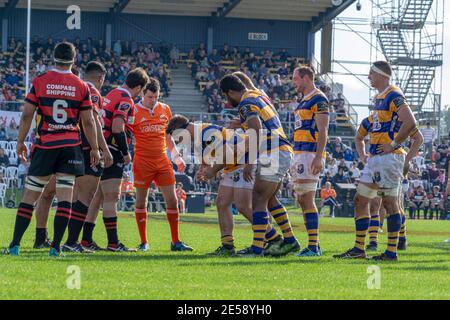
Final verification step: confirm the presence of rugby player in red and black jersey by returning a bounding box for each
[3,42,101,257]
[31,61,114,253]
[81,68,149,252]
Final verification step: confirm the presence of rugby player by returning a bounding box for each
[4,42,100,257]
[31,62,113,253]
[132,78,192,252]
[290,65,330,257]
[334,61,417,261]
[219,74,296,257]
[167,115,290,256]
[81,68,149,252]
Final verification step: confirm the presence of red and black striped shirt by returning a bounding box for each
[25,69,92,149]
[81,81,103,150]
[102,87,135,149]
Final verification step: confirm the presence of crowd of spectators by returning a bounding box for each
[0,36,173,110]
[188,42,348,127]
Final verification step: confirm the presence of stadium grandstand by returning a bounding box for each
[0,0,447,221]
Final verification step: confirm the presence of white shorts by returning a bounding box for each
[219,167,255,190]
[256,150,293,183]
[359,153,405,190]
[290,153,322,181]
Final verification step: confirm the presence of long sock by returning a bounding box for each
[66,201,89,245]
[82,222,96,244]
[221,234,234,247]
[135,208,148,244]
[399,215,407,241]
[265,225,279,242]
[409,207,414,219]
[354,215,370,251]
[103,216,119,246]
[251,211,268,254]
[269,204,296,244]
[385,213,402,258]
[303,209,319,252]
[166,208,180,244]
[10,203,35,247]
[368,214,380,245]
[51,201,72,250]
[35,227,48,244]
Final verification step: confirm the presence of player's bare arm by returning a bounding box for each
[377,104,416,154]
[312,113,329,175]
[166,134,186,173]
[355,130,368,163]
[405,129,424,164]
[95,112,113,168]
[16,101,37,161]
[80,109,101,167]
[111,117,131,165]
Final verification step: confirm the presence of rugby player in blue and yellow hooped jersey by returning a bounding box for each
[219,74,296,257]
[334,61,418,261]
[290,65,329,257]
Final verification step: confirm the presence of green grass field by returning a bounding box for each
[0,207,449,300]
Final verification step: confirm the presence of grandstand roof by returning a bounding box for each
[0,0,354,22]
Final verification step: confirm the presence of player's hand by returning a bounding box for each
[174,155,186,173]
[103,149,114,168]
[311,155,324,176]
[360,153,368,164]
[90,148,101,167]
[377,144,394,155]
[203,166,217,180]
[16,142,28,161]
[123,154,131,165]
[243,164,255,182]
[228,118,241,129]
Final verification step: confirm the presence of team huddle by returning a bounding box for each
[3,42,428,261]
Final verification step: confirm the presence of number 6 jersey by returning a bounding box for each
[25,68,93,149]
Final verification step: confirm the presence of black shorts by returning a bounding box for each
[81,149,104,177]
[101,148,125,181]
[28,146,84,177]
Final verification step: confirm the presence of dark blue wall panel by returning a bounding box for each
[5,9,310,56]
[7,8,106,41]
[112,14,207,51]
[214,18,309,56]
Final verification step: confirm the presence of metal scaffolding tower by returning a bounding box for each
[372,0,444,120]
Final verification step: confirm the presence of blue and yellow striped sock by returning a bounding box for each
[269,205,296,244]
[251,211,268,254]
[354,215,370,251]
[368,214,380,245]
[265,226,279,242]
[399,215,407,241]
[303,209,319,252]
[385,213,401,258]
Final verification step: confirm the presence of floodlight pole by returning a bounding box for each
[25,0,31,94]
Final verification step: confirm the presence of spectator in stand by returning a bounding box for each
[320,182,338,218]
[0,124,6,140]
[17,158,30,189]
[332,144,345,160]
[428,162,441,188]
[409,184,428,219]
[5,120,18,141]
[333,167,350,185]
[329,106,337,135]
[334,92,346,116]
[176,183,187,214]
[420,122,436,161]
[170,44,180,69]
[0,148,10,167]
[412,152,427,171]
[337,158,349,173]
